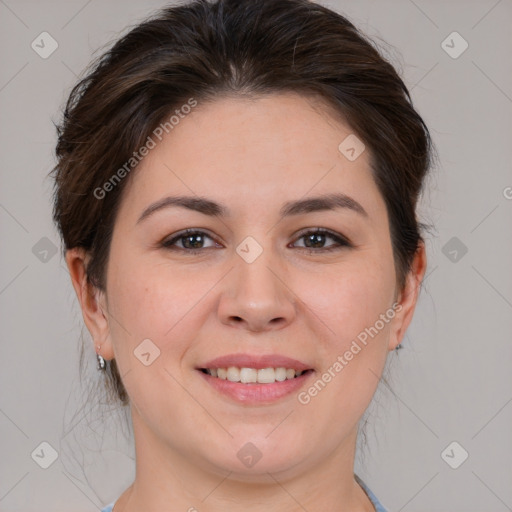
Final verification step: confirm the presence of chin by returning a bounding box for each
[204,438,308,480]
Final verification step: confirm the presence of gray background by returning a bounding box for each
[1,0,511,511]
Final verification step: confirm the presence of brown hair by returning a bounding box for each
[51,0,436,406]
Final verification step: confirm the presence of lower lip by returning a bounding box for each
[197,369,314,404]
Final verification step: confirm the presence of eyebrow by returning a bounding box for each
[136,192,368,225]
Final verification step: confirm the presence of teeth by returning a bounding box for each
[240,367,257,383]
[204,367,306,383]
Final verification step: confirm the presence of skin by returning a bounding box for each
[67,92,426,512]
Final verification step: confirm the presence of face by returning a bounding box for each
[70,92,424,482]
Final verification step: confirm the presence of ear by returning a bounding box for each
[388,240,427,351]
[65,248,115,361]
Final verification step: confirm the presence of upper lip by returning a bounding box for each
[199,353,313,372]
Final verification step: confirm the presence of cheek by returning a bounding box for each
[106,257,217,361]
[104,261,201,408]
[298,254,396,345]
[295,261,395,427]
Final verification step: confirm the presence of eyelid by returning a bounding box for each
[161,228,221,249]
[292,227,350,243]
[290,227,352,250]
[160,227,352,252]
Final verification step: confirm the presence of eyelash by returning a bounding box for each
[160,228,352,254]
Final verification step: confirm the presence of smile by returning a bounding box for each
[200,367,311,384]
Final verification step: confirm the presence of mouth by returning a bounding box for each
[195,354,315,404]
[198,367,314,384]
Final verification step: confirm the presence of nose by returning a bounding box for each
[217,250,296,333]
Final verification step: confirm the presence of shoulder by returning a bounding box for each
[354,474,389,512]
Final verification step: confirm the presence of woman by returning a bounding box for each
[51,0,434,510]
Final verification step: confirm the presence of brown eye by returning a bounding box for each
[160,227,351,254]
[292,228,351,252]
[161,229,219,251]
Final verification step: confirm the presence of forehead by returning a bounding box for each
[119,92,383,220]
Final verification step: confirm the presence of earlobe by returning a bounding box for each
[388,241,427,351]
[65,248,115,360]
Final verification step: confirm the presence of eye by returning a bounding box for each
[291,228,351,253]
[161,229,220,251]
[160,227,351,254]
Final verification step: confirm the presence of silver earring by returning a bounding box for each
[97,346,106,370]
[395,343,403,350]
